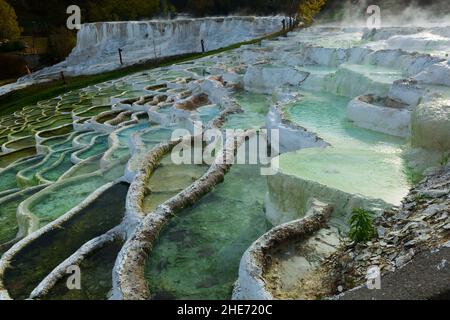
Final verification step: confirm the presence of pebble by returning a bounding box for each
[377,226,385,238]
[422,204,447,218]
[395,250,415,268]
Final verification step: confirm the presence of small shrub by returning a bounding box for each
[403,166,424,185]
[349,208,375,243]
[440,152,450,166]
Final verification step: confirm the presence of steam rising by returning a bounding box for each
[318,0,450,28]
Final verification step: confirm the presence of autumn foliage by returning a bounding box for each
[0,0,21,40]
[298,0,327,26]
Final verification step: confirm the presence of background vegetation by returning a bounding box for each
[4,0,327,36]
[0,0,21,40]
[0,0,326,80]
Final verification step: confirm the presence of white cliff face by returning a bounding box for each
[22,16,283,80]
[0,16,282,97]
[70,17,282,61]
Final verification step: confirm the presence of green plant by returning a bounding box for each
[403,167,424,185]
[440,152,450,166]
[349,208,375,243]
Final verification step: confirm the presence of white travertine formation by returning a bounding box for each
[0,16,283,97]
[347,97,411,138]
[2,21,450,301]
[265,105,329,153]
[243,65,309,94]
[411,97,450,151]
[232,200,332,300]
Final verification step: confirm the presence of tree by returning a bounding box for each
[298,0,327,26]
[186,0,214,17]
[0,0,21,40]
[86,0,161,21]
[46,27,76,63]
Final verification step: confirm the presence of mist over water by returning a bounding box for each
[318,0,450,28]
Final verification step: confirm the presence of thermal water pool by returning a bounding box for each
[41,240,124,300]
[3,182,129,300]
[145,164,268,300]
[225,93,271,129]
[265,90,411,228]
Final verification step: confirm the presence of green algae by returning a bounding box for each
[27,167,124,228]
[18,148,79,187]
[0,186,47,255]
[0,147,37,169]
[38,150,77,182]
[0,155,45,193]
[2,136,35,150]
[75,135,109,160]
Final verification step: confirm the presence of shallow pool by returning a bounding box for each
[145,165,268,300]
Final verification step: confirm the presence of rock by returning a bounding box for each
[395,249,415,268]
[355,253,371,262]
[414,62,450,87]
[422,204,447,219]
[419,189,449,198]
[389,252,399,260]
[377,226,386,238]
[243,65,310,94]
[404,240,417,248]
[416,234,432,242]
[423,167,442,176]
[384,97,407,109]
